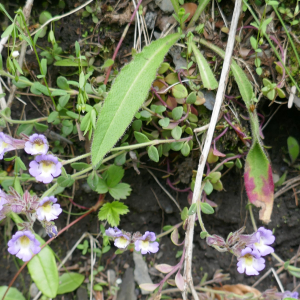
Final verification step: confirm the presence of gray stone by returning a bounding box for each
[133,252,153,295]
[145,11,157,30]
[155,0,174,13]
[116,268,137,300]
[29,283,39,298]
[169,46,187,70]
[203,91,216,111]
[107,269,116,285]
[76,287,88,300]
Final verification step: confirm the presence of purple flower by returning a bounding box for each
[36,196,62,221]
[8,230,41,261]
[24,134,49,155]
[114,233,131,249]
[105,227,123,238]
[0,189,8,211]
[282,291,299,299]
[0,132,25,159]
[252,227,275,256]
[237,247,265,276]
[239,232,260,246]
[134,231,159,255]
[29,154,62,184]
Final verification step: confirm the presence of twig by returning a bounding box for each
[182,0,242,298]
[104,0,143,85]
[7,0,34,107]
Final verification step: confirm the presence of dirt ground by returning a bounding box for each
[0,0,300,299]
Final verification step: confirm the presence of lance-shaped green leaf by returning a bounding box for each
[91,33,180,166]
[198,38,274,223]
[190,41,218,90]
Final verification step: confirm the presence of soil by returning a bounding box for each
[0,0,300,299]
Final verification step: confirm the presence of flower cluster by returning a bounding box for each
[0,132,62,183]
[206,226,275,276]
[105,227,159,255]
[0,187,62,261]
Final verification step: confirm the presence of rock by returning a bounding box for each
[116,268,137,300]
[29,283,39,298]
[203,90,216,111]
[107,269,116,285]
[169,46,187,70]
[145,11,157,30]
[155,0,174,13]
[76,287,88,300]
[133,252,153,295]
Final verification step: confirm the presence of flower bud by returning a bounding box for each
[206,234,226,247]
[11,51,20,58]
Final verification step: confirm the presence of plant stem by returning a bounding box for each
[62,152,91,165]
[187,0,211,28]
[272,5,300,68]
[111,136,192,152]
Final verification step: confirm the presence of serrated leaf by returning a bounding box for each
[95,178,108,194]
[109,183,132,200]
[91,33,180,166]
[57,273,85,294]
[190,41,218,90]
[106,165,124,187]
[0,286,25,300]
[98,201,129,226]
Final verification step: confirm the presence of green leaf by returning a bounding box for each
[59,94,70,107]
[28,235,59,298]
[199,39,252,108]
[203,180,213,195]
[57,273,85,295]
[106,165,124,187]
[41,58,47,76]
[71,162,90,171]
[287,136,299,164]
[57,76,70,90]
[188,203,197,215]
[12,76,32,89]
[57,175,75,187]
[54,59,88,67]
[109,183,132,200]
[134,131,150,143]
[34,122,48,132]
[16,123,33,136]
[32,82,50,96]
[200,202,214,214]
[171,126,182,140]
[190,41,218,90]
[158,118,170,127]
[98,201,129,226]
[0,286,25,300]
[1,24,14,38]
[91,33,180,166]
[181,142,190,156]
[101,59,114,68]
[181,207,188,220]
[186,92,197,104]
[48,111,59,123]
[148,145,159,162]
[172,84,188,99]
[172,107,183,121]
[95,178,108,194]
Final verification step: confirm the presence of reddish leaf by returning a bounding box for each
[244,141,274,223]
[175,271,185,291]
[139,283,160,291]
[155,264,174,273]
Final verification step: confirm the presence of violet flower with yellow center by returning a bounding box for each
[29,154,62,183]
[0,132,25,159]
[36,196,62,222]
[134,231,159,255]
[8,230,41,261]
[25,134,49,155]
[237,247,265,276]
